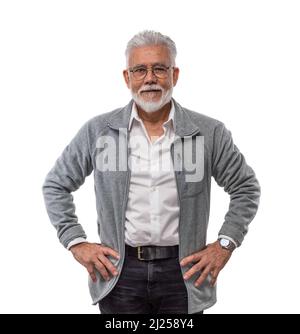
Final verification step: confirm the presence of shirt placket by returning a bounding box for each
[149,141,161,244]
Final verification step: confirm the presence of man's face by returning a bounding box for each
[123,45,179,112]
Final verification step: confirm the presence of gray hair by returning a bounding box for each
[125,30,177,66]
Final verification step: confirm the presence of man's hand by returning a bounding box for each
[70,242,120,283]
[180,241,233,287]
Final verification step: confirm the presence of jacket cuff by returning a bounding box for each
[218,223,245,247]
[60,225,87,248]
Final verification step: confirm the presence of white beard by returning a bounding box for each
[131,86,173,113]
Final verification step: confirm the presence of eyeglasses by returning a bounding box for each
[128,64,174,80]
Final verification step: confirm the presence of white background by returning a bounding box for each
[0,0,299,314]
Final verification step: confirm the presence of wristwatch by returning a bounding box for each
[218,238,236,252]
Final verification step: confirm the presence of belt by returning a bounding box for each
[125,244,179,261]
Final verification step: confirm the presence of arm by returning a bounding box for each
[212,123,261,244]
[42,122,120,281]
[42,122,93,248]
[181,123,261,286]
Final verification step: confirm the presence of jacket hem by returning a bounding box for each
[189,298,217,314]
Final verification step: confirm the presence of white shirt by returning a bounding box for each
[124,101,180,247]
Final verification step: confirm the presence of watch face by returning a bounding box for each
[220,238,230,247]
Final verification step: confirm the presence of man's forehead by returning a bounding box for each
[128,45,171,65]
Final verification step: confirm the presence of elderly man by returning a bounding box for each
[42,30,260,314]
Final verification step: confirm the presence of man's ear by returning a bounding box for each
[172,67,180,87]
[123,69,130,88]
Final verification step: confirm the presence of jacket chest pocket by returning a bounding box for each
[180,155,205,198]
[172,134,205,199]
[181,179,204,198]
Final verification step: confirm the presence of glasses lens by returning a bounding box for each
[153,66,168,79]
[132,67,147,80]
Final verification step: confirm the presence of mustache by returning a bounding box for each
[138,85,163,94]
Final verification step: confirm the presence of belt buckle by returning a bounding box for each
[137,246,145,260]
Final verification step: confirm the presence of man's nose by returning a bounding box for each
[144,69,157,85]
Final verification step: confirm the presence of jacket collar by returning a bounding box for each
[106,98,200,137]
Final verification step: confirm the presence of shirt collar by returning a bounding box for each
[128,100,175,131]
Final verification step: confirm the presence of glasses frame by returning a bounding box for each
[128,64,175,81]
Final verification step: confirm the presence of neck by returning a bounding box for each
[136,101,172,125]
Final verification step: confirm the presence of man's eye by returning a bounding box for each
[154,67,167,72]
[135,68,146,73]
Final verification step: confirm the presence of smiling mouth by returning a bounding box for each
[141,89,161,93]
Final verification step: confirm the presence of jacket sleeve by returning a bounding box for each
[212,123,261,246]
[42,122,93,248]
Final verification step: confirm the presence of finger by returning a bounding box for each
[180,253,202,267]
[102,247,120,260]
[183,261,206,280]
[194,266,212,287]
[86,265,97,283]
[210,277,217,287]
[98,254,119,277]
[210,269,220,287]
[93,261,110,281]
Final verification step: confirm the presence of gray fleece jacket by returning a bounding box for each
[42,98,260,313]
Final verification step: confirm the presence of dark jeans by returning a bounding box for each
[98,251,203,314]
